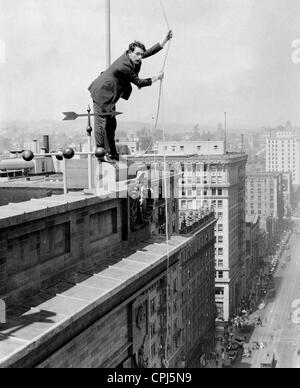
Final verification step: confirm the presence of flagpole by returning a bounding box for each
[106,0,111,67]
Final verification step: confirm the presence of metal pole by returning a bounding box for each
[224,112,227,153]
[63,158,68,194]
[105,0,111,67]
[87,105,93,191]
[88,138,93,190]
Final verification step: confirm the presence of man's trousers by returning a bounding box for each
[93,101,117,155]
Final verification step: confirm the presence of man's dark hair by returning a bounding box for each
[127,41,146,53]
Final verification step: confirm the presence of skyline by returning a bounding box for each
[1,0,300,129]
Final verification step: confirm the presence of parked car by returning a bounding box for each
[260,351,276,368]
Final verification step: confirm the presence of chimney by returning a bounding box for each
[42,135,50,154]
[33,139,38,154]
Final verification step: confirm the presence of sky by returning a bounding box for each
[1,0,300,130]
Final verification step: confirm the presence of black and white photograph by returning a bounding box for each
[1,0,300,370]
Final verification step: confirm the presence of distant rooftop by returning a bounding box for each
[246,214,259,225]
[247,171,281,177]
[134,152,247,162]
[0,175,63,188]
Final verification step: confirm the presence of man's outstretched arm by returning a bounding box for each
[143,30,173,59]
[121,65,164,88]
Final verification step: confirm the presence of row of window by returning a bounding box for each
[180,199,223,210]
[181,188,224,197]
[181,164,224,173]
[165,145,220,152]
[182,176,224,185]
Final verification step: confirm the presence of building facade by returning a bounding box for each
[282,171,293,216]
[245,215,261,291]
[246,171,284,255]
[0,172,216,368]
[157,141,225,156]
[265,130,300,186]
[137,144,248,322]
[246,171,284,230]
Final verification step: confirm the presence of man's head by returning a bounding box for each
[127,41,146,65]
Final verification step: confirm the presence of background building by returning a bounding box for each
[157,141,225,156]
[246,171,284,254]
[265,129,300,186]
[137,142,248,322]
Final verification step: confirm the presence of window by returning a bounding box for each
[218,260,224,267]
[218,212,223,220]
[197,146,201,151]
[218,236,223,243]
[151,343,156,356]
[180,146,184,152]
[151,298,156,315]
[218,224,223,232]
[218,248,223,255]
[218,189,222,196]
[151,323,156,336]
[173,279,178,292]
[218,271,224,279]
[218,200,223,208]
[212,189,217,196]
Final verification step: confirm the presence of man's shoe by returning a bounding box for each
[108,153,119,161]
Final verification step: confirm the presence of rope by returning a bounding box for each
[160,0,170,31]
[142,39,172,156]
[160,81,171,366]
[156,0,172,366]
[138,0,173,366]
[142,0,172,156]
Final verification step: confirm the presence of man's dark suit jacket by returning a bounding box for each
[88,43,163,112]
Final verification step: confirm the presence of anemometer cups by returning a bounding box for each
[22,150,35,162]
[62,147,75,160]
[95,147,107,159]
[55,150,64,161]
[22,147,76,162]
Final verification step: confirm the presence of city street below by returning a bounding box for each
[233,229,300,368]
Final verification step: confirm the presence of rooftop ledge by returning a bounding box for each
[0,191,116,229]
[0,215,216,368]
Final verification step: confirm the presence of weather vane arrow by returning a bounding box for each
[62,110,122,121]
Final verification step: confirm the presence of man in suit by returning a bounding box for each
[88,30,173,161]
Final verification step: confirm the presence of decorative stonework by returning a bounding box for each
[136,305,146,330]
